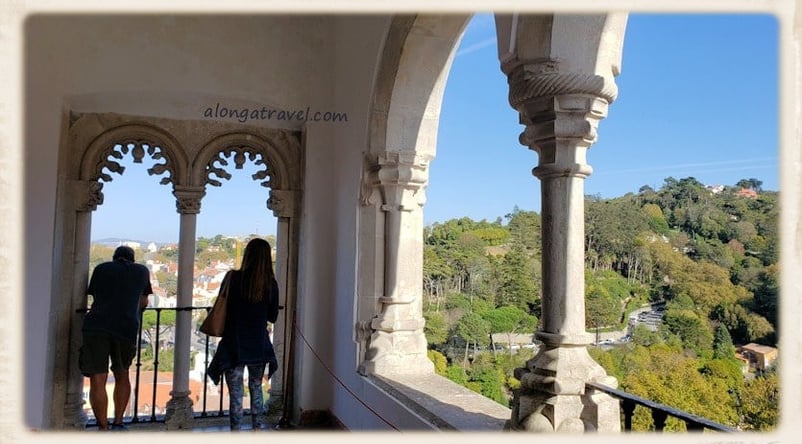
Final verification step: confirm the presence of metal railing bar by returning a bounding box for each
[586,381,738,432]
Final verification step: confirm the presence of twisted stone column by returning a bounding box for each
[359,152,433,375]
[164,185,205,430]
[504,61,620,432]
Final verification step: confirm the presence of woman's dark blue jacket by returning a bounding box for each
[207,270,279,384]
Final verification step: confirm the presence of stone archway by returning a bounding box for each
[358,14,471,376]
[54,112,303,429]
[360,13,628,432]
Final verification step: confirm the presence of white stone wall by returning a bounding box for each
[23,13,443,431]
[23,14,334,428]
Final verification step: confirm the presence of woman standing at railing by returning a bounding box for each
[207,238,279,430]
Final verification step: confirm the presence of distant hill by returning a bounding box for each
[93,237,156,247]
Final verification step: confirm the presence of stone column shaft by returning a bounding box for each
[359,152,433,375]
[504,62,621,432]
[165,186,205,430]
[63,180,104,428]
[63,210,92,428]
[526,95,602,343]
[266,189,298,414]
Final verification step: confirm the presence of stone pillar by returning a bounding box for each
[62,180,104,428]
[164,185,205,430]
[265,189,298,414]
[359,152,433,375]
[504,62,620,432]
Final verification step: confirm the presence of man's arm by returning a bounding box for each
[141,267,154,310]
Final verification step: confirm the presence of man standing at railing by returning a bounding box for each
[79,245,153,431]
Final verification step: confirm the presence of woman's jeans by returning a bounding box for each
[224,364,266,430]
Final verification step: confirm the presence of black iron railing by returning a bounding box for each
[586,381,738,432]
[78,306,235,425]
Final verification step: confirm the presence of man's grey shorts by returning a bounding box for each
[79,331,136,377]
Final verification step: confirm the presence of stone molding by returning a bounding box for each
[72,180,104,212]
[519,94,608,149]
[504,59,618,108]
[172,185,206,215]
[267,189,298,218]
[164,390,194,430]
[362,151,432,211]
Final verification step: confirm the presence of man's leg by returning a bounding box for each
[111,370,131,426]
[108,337,136,428]
[88,373,110,430]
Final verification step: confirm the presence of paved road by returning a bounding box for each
[590,303,665,344]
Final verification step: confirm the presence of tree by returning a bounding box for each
[662,308,714,355]
[455,312,491,363]
[154,271,177,297]
[752,264,778,328]
[423,310,449,346]
[642,203,670,235]
[712,323,735,359]
[427,350,447,375]
[712,303,775,345]
[585,285,619,330]
[738,372,778,430]
[141,309,177,349]
[481,306,536,355]
[89,244,115,271]
[505,207,541,252]
[736,178,763,192]
[497,243,538,312]
[622,344,738,430]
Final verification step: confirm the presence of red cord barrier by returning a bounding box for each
[293,325,400,431]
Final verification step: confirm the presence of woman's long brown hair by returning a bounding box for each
[239,238,275,303]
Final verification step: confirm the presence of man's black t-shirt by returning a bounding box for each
[83,259,153,343]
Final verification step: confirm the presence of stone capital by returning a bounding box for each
[267,189,298,218]
[172,185,206,215]
[505,59,618,108]
[71,180,104,212]
[513,94,610,180]
[365,151,432,211]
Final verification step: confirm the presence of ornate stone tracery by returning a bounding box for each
[89,140,176,185]
[205,146,272,189]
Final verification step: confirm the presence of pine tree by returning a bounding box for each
[713,323,736,359]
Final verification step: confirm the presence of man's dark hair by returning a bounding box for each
[113,245,135,262]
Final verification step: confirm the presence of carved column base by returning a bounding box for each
[359,330,433,376]
[508,344,619,432]
[63,394,88,429]
[266,392,284,415]
[164,391,194,430]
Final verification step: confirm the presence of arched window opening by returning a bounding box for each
[85,141,179,425]
[195,147,279,415]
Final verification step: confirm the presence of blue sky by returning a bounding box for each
[91,13,779,243]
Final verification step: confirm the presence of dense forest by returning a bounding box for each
[423,177,778,431]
